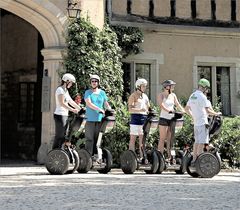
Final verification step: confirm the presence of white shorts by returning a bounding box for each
[130,124,144,135]
[194,125,209,144]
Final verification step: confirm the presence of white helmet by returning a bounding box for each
[135,78,148,89]
[90,74,100,84]
[62,73,76,83]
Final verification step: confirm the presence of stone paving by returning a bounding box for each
[0,164,239,210]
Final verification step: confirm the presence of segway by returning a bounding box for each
[77,109,115,174]
[120,109,160,174]
[156,112,191,174]
[45,109,86,175]
[187,115,222,178]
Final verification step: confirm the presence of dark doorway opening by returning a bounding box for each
[0,9,44,161]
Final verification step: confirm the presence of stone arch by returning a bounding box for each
[1,0,69,163]
[0,0,67,47]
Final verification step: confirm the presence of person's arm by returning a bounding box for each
[174,94,186,113]
[157,93,173,113]
[58,94,78,113]
[206,107,221,116]
[68,98,81,111]
[85,98,105,113]
[185,105,193,118]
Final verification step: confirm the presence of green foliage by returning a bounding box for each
[102,101,130,166]
[64,17,123,101]
[212,116,240,168]
[175,115,240,168]
[111,25,144,58]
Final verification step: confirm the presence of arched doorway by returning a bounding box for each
[0,0,67,163]
[1,9,44,160]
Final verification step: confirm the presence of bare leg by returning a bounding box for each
[166,127,172,158]
[129,135,137,152]
[192,143,198,161]
[196,144,204,157]
[138,134,144,158]
[158,125,168,154]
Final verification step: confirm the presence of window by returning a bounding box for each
[18,82,36,123]
[122,62,152,101]
[197,66,231,115]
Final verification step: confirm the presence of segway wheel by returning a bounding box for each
[97,148,113,174]
[77,149,92,173]
[155,151,165,174]
[186,154,200,178]
[144,150,159,174]
[45,149,69,175]
[120,150,137,174]
[66,149,80,174]
[175,151,191,174]
[196,152,220,178]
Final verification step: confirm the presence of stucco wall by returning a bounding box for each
[112,0,127,15]
[142,28,240,99]
[176,0,191,19]
[153,0,171,17]
[237,0,240,21]
[216,0,231,21]
[132,0,149,16]
[81,0,104,29]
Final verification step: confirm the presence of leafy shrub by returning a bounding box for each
[212,116,240,168]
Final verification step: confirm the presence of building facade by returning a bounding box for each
[0,0,105,163]
[110,0,240,116]
[1,0,239,163]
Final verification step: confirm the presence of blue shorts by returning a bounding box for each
[130,114,147,125]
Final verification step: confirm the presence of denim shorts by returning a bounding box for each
[158,117,172,126]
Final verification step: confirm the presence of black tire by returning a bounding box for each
[155,151,165,174]
[175,151,191,174]
[66,149,80,174]
[186,154,200,178]
[120,150,137,174]
[77,149,92,173]
[144,150,159,174]
[209,148,221,176]
[45,149,69,175]
[196,152,220,178]
[97,148,112,174]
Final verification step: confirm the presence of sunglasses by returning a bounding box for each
[91,80,98,83]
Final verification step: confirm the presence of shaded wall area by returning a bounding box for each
[0,9,43,160]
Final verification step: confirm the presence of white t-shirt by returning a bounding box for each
[54,86,71,116]
[187,90,210,126]
[160,94,175,120]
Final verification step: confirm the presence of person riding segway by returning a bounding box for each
[185,78,222,178]
[45,73,82,175]
[120,79,159,174]
[156,80,186,174]
[77,74,115,174]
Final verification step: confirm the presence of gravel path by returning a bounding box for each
[0,165,239,210]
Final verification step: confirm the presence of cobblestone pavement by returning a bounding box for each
[0,164,239,210]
